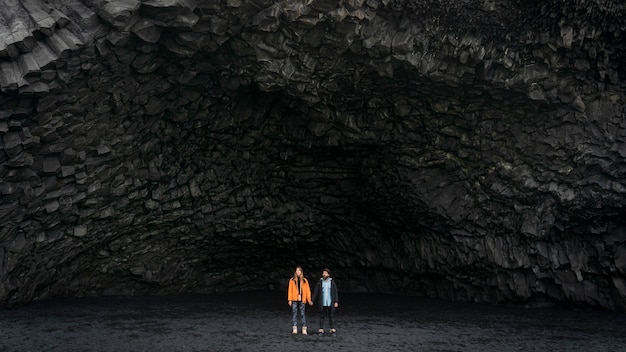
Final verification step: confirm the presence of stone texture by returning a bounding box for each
[0,0,625,311]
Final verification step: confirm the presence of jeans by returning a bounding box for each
[291,301,306,326]
[319,306,334,329]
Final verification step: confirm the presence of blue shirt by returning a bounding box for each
[322,278,332,306]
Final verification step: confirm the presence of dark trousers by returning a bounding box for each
[291,301,306,326]
[319,306,334,329]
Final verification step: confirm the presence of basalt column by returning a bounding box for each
[0,0,625,311]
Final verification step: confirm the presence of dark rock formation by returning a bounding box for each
[0,0,625,311]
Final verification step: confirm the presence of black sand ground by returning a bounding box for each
[1,290,624,352]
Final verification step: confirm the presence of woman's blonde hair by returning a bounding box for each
[292,266,307,281]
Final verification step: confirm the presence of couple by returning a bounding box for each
[287,266,339,335]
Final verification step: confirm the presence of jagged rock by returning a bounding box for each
[131,19,163,43]
[0,0,625,312]
[141,0,199,28]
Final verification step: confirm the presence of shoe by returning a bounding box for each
[292,326,298,334]
[318,329,324,334]
[330,328,336,334]
[302,326,308,335]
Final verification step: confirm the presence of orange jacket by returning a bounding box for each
[288,277,312,304]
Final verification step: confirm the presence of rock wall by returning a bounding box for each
[0,0,625,310]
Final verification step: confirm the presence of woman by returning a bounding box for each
[287,266,312,335]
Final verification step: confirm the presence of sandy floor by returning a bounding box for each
[1,290,624,352]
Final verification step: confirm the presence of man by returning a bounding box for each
[312,268,339,334]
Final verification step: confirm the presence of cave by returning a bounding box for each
[0,0,625,313]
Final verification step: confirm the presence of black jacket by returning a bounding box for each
[312,278,339,310]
